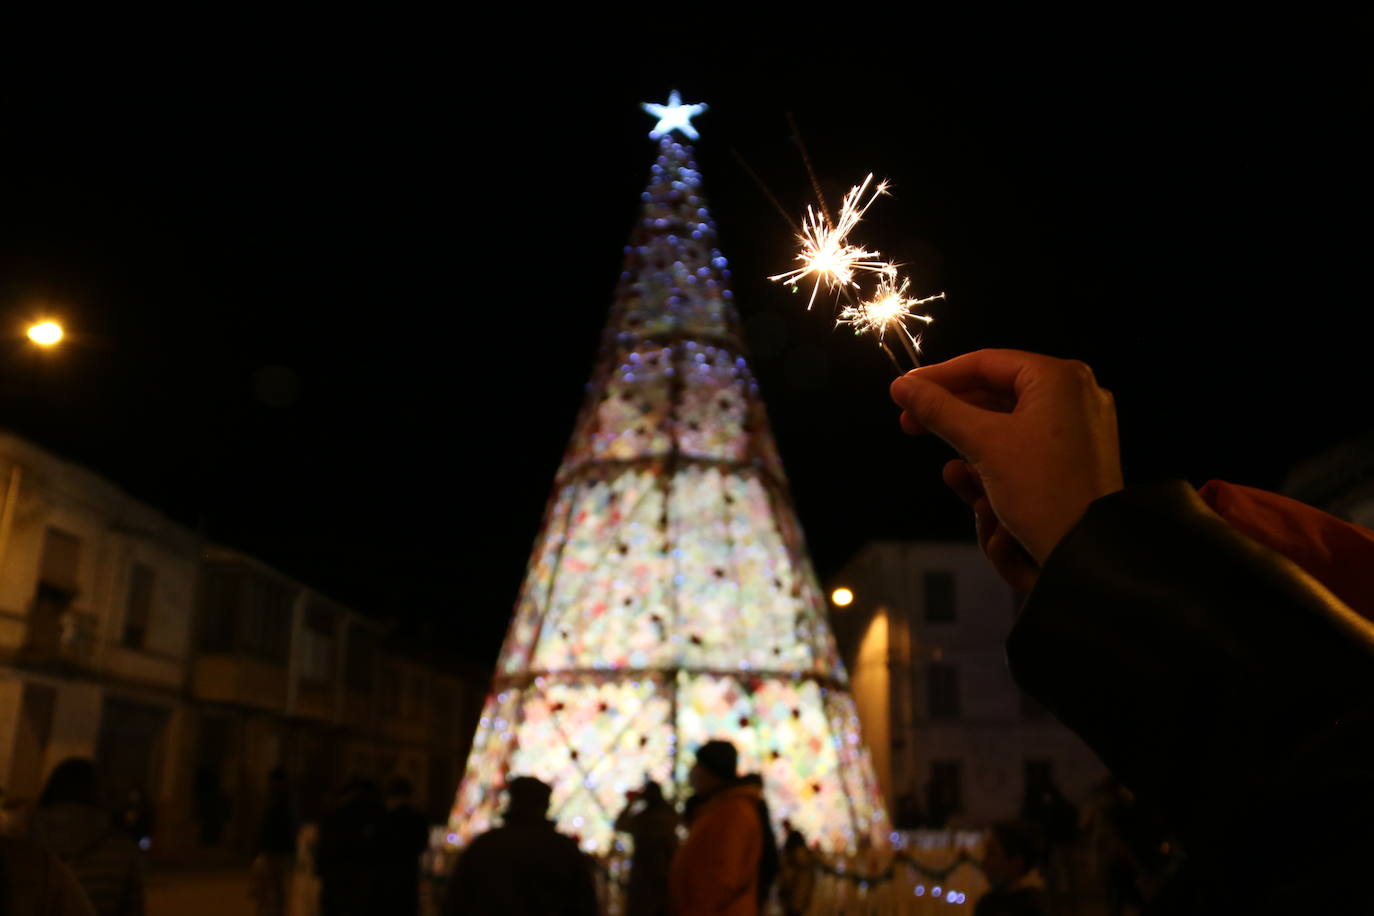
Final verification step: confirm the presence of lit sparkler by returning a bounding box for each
[838,274,945,369]
[768,174,895,310]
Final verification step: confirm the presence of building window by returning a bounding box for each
[300,604,336,683]
[123,563,155,649]
[379,666,401,717]
[245,578,293,664]
[431,687,454,738]
[40,527,82,593]
[30,528,82,653]
[345,628,376,693]
[923,570,955,623]
[402,674,426,721]
[927,663,960,719]
[196,565,292,664]
[927,759,963,824]
[198,566,238,653]
[36,527,82,608]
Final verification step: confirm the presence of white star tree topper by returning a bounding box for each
[642,90,708,140]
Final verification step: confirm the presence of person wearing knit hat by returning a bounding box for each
[693,740,738,782]
[669,741,765,915]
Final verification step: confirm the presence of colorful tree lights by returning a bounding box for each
[449,101,888,855]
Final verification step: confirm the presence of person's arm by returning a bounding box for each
[1198,478,1374,622]
[613,801,637,833]
[891,350,1374,908]
[1010,482,1374,848]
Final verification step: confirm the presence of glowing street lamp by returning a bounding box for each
[27,321,63,346]
[831,587,854,608]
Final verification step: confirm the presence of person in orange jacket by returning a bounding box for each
[668,741,763,916]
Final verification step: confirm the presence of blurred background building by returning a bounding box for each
[828,540,1107,829]
[0,430,486,862]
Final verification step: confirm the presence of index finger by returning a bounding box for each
[900,349,1056,399]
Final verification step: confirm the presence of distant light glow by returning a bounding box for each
[27,321,63,346]
[831,587,854,607]
[642,90,707,140]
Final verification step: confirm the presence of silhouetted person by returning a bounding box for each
[316,778,384,916]
[444,776,597,916]
[1080,776,1177,915]
[1019,771,1078,897]
[377,776,429,916]
[777,829,815,916]
[31,758,143,916]
[975,821,1052,916]
[669,741,763,915]
[191,765,231,846]
[924,775,956,829]
[613,781,678,916]
[252,768,298,916]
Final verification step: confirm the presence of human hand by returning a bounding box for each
[943,458,1040,594]
[890,349,1124,563]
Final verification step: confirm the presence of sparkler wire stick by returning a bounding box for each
[894,328,923,367]
[877,340,903,373]
[787,111,832,227]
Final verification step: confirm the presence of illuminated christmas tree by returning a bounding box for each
[450,93,889,854]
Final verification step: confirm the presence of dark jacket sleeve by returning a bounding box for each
[1007,481,1374,908]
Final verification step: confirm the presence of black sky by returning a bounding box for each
[1,21,1368,665]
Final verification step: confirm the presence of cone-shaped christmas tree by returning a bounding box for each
[450,94,889,854]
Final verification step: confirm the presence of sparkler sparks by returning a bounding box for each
[766,162,947,371]
[838,275,945,368]
[768,174,895,310]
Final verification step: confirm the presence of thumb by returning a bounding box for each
[892,374,992,460]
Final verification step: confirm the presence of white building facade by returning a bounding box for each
[0,431,484,860]
[828,541,1106,828]
[0,431,199,818]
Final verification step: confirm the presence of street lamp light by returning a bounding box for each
[27,321,64,346]
[831,587,854,607]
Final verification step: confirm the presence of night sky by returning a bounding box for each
[1,22,1367,666]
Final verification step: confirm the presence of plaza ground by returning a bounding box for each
[147,867,253,916]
